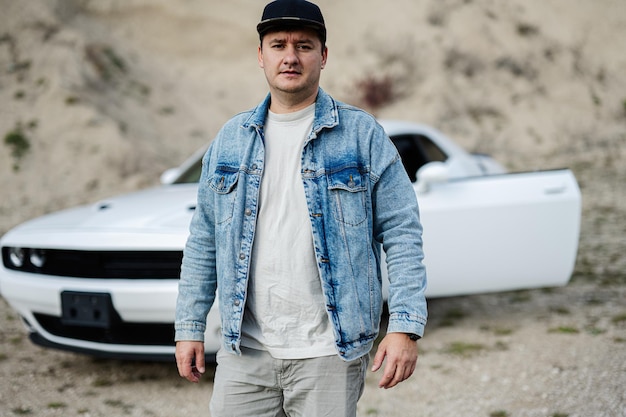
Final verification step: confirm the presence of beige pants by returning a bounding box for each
[210,346,368,417]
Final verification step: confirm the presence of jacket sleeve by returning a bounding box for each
[174,144,218,342]
[370,127,428,337]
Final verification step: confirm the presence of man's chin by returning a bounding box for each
[275,84,306,95]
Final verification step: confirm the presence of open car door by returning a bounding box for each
[409,167,581,297]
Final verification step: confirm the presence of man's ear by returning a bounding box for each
[321,47,328,69]
[258,45,264,68]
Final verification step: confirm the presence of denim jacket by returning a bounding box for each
[175,88,427,361]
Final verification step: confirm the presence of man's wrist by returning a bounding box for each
[405,333,420,341]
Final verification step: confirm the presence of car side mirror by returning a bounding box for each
[160,168,180,185]
[416,161,449,193]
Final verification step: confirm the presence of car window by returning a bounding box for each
[417,135,447,163]
[391,134,447,182]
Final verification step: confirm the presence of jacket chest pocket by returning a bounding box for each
[209,168,239,224]
[328,168,368,226]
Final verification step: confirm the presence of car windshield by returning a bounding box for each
[172,158,203,184]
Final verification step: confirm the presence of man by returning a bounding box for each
[175,0,427,415]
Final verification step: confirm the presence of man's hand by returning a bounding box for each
[371,333,418,389]
[175,341,206,383]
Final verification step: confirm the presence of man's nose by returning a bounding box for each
[283,45,299,64]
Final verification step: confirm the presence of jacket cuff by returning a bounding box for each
[174,322,206,342]
[386,314,426,338]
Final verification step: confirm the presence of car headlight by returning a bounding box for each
[3,247,47,270]
[8,247,26,268]
[29,249,47,268]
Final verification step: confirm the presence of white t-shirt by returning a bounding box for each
[241,103,336,359]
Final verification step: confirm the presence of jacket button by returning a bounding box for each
[245,208,252,216]
[239,253,245,260]
[234,299,240,306]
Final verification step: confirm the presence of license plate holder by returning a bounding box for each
[61,291,113,328]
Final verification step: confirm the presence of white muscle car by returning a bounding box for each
[0,120,581,360]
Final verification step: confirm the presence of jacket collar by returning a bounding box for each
[242,88,339,136]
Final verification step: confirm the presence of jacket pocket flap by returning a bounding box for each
[328,167,367,192]
[209,168,239,194]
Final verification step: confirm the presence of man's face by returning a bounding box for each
[258,28,328,102]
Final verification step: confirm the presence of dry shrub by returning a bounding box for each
[355,74,395,112]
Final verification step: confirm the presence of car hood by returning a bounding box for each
[1,184,198,249]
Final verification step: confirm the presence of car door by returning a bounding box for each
[414,168,582,297]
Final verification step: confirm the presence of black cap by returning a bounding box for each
[257,0,326,44]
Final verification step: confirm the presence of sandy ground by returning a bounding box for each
[1,0,625,416]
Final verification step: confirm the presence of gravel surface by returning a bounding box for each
[1,281,624,417]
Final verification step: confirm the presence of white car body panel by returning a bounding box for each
[0,120,581,359]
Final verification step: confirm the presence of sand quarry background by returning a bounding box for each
[0,0,625,416]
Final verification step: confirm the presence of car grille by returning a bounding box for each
[34,313,174,346]
[2,249,183,279]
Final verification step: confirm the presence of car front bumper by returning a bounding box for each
[0,268,222,360]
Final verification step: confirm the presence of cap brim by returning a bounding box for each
[257,17,325,36]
